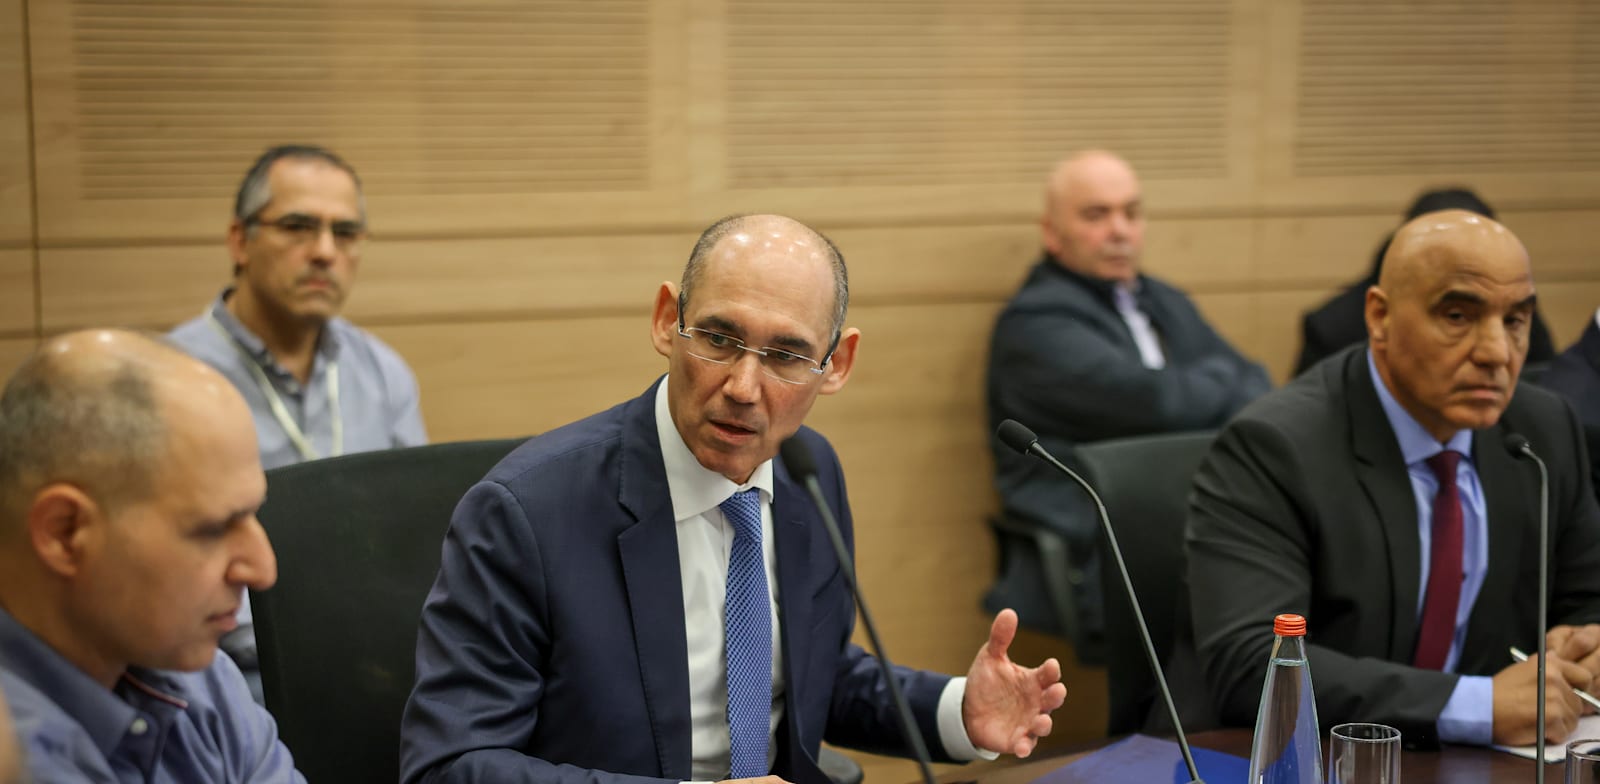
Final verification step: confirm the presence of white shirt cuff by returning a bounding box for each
[936,676,1000,761]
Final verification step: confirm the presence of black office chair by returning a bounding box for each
[982,511,1089,653]
[253,438,526,784]
[1077,430,1216,735]
[253,437,865,784]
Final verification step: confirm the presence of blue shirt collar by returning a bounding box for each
[0,605,136,758]
[210,287,343,362]
[1366,349,1474,465]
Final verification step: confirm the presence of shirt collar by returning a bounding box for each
[210,286,343,362]
[1041,252,1145,307]
[0,605,138,758]
[653,376,774,522]
[1367,349,1474,465]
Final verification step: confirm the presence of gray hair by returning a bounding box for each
[681,214,849,349]
[234,144,366,226]
[0,339,171,529]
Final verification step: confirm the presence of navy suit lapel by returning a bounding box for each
[1344,353,1425,660]
[616,380,693,780]
[771,460,815,758]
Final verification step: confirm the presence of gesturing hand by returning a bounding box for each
[961,609,1069,757]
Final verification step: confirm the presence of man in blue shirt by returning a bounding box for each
[1186,210,1600,748]
[0,330,303,782]
[169,144,428,701]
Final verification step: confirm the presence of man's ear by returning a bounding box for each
[650,281,680,359]
[1039,214,1062,257]
[1364,285,1390,349]
[818,327,861,396]
[27,484,102,579]
[227,219,250,276]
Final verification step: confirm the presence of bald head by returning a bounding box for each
[683,214,848,341]
[0,330,252,529]
[1041,150,1144,283]
[1366,210,1536,442]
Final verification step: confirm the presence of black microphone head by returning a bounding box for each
[996,419,1039,455]
[1504,432,1531,456]
[779,437,819,481]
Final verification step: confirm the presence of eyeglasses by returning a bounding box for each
[675,294,836,385]
[247,213,368,251]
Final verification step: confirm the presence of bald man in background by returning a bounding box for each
[1186,211,1600,747]
[0,330,302,782]
[986,150,1270,653]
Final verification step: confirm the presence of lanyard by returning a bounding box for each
[206,312,342,461]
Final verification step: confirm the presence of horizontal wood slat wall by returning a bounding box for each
[6,1,1600,775]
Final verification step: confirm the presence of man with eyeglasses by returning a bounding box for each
[400,214,1068,784]
[169,145,428,702]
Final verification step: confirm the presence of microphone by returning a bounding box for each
[778,437,936,784]
[997,419,1205,784]
[1505,432,1551,783]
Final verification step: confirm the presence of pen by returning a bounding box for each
[1510,646,1600,712]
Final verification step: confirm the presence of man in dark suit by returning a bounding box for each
[1293,187,1557,377]
[1540,307,1600,506]
[987,150,1270,652]
[400,214,1067,784]
[1188,210,1600,747]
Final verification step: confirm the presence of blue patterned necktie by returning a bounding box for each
[720,488,771,778]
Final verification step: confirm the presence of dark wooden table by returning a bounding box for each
[940,729,1556,784]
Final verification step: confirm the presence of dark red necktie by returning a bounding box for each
[1413,450,1463,670]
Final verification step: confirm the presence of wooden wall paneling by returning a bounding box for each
[370,315,668,443]
[0,336,36,382]
[0,0,31,245]
[1500,209,1600,279]
[1139,216,1255,289]
[1254,0,1600,211]
[29,0,687,243]
[1251,287,1349,382]
[39,244,220,332]
[806,301,1001,673]
[1252,213,1396,288]
[0,248,35,335]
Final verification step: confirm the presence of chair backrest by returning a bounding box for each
[253,438,525,784]
[1077,430,1215,735]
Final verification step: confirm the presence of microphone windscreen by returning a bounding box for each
[996,419,1039,455]
[779,437,819,481]
[1503,432,1531,456]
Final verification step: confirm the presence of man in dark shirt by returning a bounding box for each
[986,150,1271,651]
[1539,307,1600,506]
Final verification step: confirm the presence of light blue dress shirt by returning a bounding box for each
[1367,352,1493,744]
[169,287,429,703]
[0,606,303,783]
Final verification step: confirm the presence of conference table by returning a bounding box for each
[942,729,1553,784]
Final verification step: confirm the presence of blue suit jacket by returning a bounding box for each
[400,379,950,784]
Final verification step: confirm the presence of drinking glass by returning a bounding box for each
[1326,723,1400,784]
[1568,738,1600,784]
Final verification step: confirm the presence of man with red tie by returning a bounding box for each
[1186,210,1600,747]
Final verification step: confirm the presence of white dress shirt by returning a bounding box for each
[652,381,992,781]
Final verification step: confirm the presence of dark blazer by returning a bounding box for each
[986,257,1271,639]
[1295,268,1557,377]
[399,380,949,784]
[1540,315,1600,505]
[1186,346,1600,746]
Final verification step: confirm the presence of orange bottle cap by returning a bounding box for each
[1273,614,1306,637]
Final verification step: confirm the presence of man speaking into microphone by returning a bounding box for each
[1186,210,1600,748]
[400,214,1066,784]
